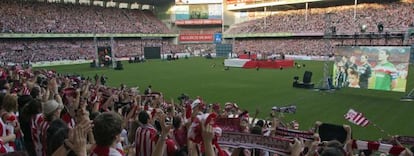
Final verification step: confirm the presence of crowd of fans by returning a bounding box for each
[0,0,170,34]
[233,38,409,56]
[0,65,411,156]
[2,36,411,64]
[226,1,414,35]
[0,39,219,64]
[1,0,412,64]
[0,39,95,63]
[0,0,412,155]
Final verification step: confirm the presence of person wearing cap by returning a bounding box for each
[42,100,64,123]
[38,99,64,156]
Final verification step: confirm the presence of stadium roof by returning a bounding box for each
[227,0,400,12]
[111,0,174,5]
[43,0,401,9]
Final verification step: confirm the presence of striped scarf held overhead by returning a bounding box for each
[275,127,314,141]
[352,140,406,155]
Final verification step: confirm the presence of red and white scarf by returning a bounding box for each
[352,140,406,155]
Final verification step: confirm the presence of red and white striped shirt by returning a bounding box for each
[135,124,157,156]
[61,113,76,128]
[90,145,124,156]
[31,113,44,156]
[38,120,50,156]
[0,139,8,154]
[0,117,10,153]
[2,112,16,152]
[21,83,30,95]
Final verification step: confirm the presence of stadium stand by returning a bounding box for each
[0,39,219,63]
[0,0,414,155]
[0,39,95,63]
[226,1,414,34]
[0,0,171,33]
[233,38,408,56]
[1,1,412,64]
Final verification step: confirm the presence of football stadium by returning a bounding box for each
[0,0,414,155]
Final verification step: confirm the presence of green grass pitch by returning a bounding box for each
[41,57,414,140]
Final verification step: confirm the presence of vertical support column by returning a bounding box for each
[264,6,267,27]
[160,39,164,59]
[305,2,308,21]
[231,37,235,58]
[110,37,116,68]
[317,13,333,90]
[403,28,412,45]
[353,0,357,20]
[94,36,99,67]
[141,38,143,56]
[127,3,132,9]
[221,0,225,33]
[324,13,333,35]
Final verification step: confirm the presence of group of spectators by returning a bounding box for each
[226,1,414,35]
[0,64,412,156]
[0,39,218,64]
[233,37,408,57]
[0,0,170,34]
[2,36,410,64]
[2,0,412,65]
[0,39,95,64]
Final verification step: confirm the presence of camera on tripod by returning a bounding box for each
[272,105,296,114]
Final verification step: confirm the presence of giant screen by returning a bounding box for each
[174,4,222,25]
[332,46,411,92]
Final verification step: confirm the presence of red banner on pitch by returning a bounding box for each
[175,19,222,25]
[179,34,214,42]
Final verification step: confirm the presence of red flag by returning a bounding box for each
[344,109,370,127]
